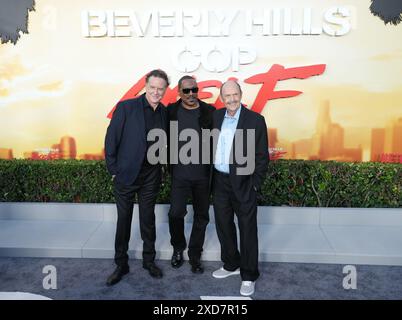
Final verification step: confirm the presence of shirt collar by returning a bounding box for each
[224,105,241,120]
[143,94,161,112]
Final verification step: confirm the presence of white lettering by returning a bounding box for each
[81,8,353,38]
[173,45,256,72]
[323,6,351,36]
[42,265,57,290]
[342,265,357,290]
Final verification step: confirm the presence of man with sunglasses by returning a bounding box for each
[167,76,215,274]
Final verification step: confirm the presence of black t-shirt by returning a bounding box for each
[140,95,163,172]
[172,105,209,181]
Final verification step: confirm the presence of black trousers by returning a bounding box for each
[168,176,210,262]
[113,166,161,267]
[212,171,259,281]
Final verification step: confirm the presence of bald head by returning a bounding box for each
[220,80,242,117]
[220,80,242,97]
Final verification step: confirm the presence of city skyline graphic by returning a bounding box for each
[1,100,401,163]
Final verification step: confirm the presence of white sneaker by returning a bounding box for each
[212,267,240,279]
[240,281,255,296]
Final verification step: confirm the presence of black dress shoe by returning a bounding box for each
[190,260,204,274]
[143,263,163,278]
[171,250,184,268]
[106,265,129,286]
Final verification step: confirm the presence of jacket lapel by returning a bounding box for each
[136,94,146,141]
[229,105,247,175]
[235,105,247,130]
[215,108,225,130]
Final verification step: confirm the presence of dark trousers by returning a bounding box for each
[212,171,259,281]
[168,177,210,262]
[113,166,161,267]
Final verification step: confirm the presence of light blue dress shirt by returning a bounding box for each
[214,106,241,173]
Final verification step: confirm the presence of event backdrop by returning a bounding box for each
[0,0,401,162]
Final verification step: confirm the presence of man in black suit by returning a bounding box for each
[104,69,169,286]
[211,80,269,296]
[167,76,215,274]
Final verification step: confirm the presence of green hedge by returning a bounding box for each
[0,159,400,207]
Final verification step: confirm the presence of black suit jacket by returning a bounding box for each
[104,94,168,186]
[213,105,269,202]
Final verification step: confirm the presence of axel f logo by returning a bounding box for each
[107,64,326,119]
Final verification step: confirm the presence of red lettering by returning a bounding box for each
[245,64,326,114]
[107,75,146,118]
[198,80,223,109]
[107,64,326,118]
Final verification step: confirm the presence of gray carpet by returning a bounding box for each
[0,257,401,300]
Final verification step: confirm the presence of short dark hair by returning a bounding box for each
[178,75,196,89]
[220,80,242,96]
[145,69,170,86]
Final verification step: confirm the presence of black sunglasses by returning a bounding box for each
[182,87,199,94]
